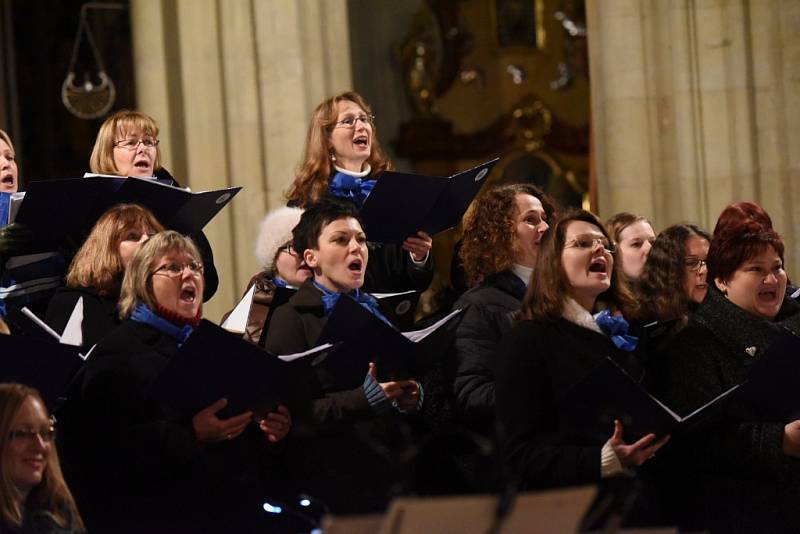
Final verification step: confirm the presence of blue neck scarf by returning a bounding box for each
[595,309,638,352]
[0,299,6,318]
[272,277,288,289]
[328,172,376,208]
[312,280,394,328]
[130,303,194,347]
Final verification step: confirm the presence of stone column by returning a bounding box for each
[587,0,799,274]
[130,0,352,320]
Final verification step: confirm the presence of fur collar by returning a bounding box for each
[562,297,603,335]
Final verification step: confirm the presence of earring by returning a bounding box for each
[329,151,336,162]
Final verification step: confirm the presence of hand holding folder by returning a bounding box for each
[358,158,499,244]
[315,295,462,390]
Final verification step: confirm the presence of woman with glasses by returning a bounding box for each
[45,204,165,348]
[636,224,711,330]
[653,205,800,532]
[58,231,290,531]
[495,210,666,498]
[0,383,84,533]
[222,206,310,345]
[88,109,219,301]
[286,91,433,294]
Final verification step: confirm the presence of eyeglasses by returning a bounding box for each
[565,234,616,254]
[334,114,375,129]
[278,244,296,256]
[152,261,204,278]
[114,137,160,150]
[9,426,56,443]
[683,258,707,272]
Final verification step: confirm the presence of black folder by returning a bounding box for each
[15,176,241,239]
[315,295,462,390]
[374,290,420,331]
[0,334,85,410]
[741,330,800,421]
[148,319,337,419]
[358,158,499,243]
[562,357,740,442]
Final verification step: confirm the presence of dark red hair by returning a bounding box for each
[708,218,784,283]
[713,201,773,237]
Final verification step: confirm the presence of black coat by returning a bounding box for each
[652,287,800,533]
[45,286,119,348]
[495,315,642,489]
[57,319,273,531]
[452,270,525,432]
[264,280,417,513]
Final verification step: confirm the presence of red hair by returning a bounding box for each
[708,218,784,283]
[713,201,773,236]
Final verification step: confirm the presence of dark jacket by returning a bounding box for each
[495,315,642,489]
[58,319,272,531]
[264,280,419,513]
[452,270,525,432]
[265,280,373,426]
[652,287,800,533]
[45,286,119,348]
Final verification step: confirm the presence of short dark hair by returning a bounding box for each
[708,219,784,284]
[292,196,363,254]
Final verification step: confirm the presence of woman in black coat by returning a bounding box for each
[452,183,555,436]
[57,231,289,532]
[46,204,164,347]
[495,210,666,510]
[265,199,421,513]
[285,91,433,294]
[653,206,800,533]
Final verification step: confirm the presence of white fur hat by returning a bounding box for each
[255,206,304,273]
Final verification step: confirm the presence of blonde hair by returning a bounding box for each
[0,384,85,531]
[66,204,165,296]
[286,91,393,207]
[89,110,162,175]
[118,231,201,318]
[0,129,15,155]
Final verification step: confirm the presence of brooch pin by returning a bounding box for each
[745,346,757,357]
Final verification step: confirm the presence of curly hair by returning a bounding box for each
[637,224,711,321]
[459,183,555,287]
[286,91,393,207]
[521,209,638,321]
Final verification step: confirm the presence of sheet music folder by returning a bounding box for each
[563,357,740,441]
[148,319,337,418]
[0,334,84,410]
[359,158,499,243]
[15,176,241,238]
[315,295,462,390]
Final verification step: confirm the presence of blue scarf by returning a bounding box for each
[130,303,194,347]
[272,277,288,289]
[328,172,376,208]
[0,299,6,318]
[595,310,638,352]
[312,280,394,328]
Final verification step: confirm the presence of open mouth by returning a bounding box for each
[134,159,151,170]
[588,258,607,274]
[347,258,363,274]
[757,289,778,302]
[1,174,14,185]
[353,135,369,149]
[180,285,197,303]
